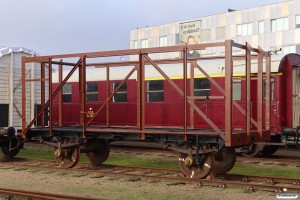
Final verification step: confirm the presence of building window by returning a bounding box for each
[233,81,241,100]
[86,82,98,101]
[283,45,296,54]
[237,23,253,36]
[133,40,138,49]
[258,21,264,34]
[159,36,168,47]
[194,78,210,97]
[276,45,296,54]
[147,80,164,102]
[201,29,211,42]
[271,17,289,32]
[296,15,300,28]
[62,84,72,103]
[175,33,180,45]
[216,27,226,40]
[112,82,127,102]
[141,39,148,48]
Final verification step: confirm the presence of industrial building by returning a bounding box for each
[130,0,300,59]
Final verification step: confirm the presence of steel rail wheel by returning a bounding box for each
[178,153,213,179]
[211,147,236,175]
[1,138,21,158]
[85,138,110,166]
[54,146,80,168]
[240,144,263,157]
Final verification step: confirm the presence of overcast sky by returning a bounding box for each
[0,0,285,55]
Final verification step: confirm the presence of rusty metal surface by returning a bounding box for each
[48,58,53,136]
[58,60,63,126]
[138,54,146,140]
[41,62,46,128]
[257,47,263,141]
[265,54,271,133]
[225,40,233,146]
[246,43,251,144]
[106,65,110,126]
[189,64,195,129]
[21,57,26,137]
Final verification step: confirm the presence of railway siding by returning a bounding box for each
[0,159,298,200]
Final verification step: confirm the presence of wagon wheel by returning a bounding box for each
[211,147,236,175]
[240,144,262,157]
[85,138,110,166]
[178,153,213,179]
[260,145,278,156]
[54,145,80,168]
[1,138,22,158]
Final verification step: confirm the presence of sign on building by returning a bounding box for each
[179,20,201,45]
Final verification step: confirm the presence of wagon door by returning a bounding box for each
[292,67,300,128]
[270,77,281,133]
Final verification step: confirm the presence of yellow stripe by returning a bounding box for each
[145,72,282,81]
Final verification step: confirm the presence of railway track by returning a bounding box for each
[0,158,299,193]
[0,187,101,200]
[25,143,300,164]
[110,143,300,163]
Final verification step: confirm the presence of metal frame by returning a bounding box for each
[21,40,271,147]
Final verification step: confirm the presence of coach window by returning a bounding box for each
[147,80,164,102]
[233,81,241,100]
[62,84,72,103]
[112,82,127,102]
[194,78,210,97]
[86,82,98,101]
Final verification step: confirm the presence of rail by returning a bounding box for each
[0,187,102,200]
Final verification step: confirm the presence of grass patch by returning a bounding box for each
[17,144,178,169]
[17,144,54,160]
[104,154,178,169]
[229,162,300,178]
[16,144,300,178]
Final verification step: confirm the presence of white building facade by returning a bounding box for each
[130,0,300,59]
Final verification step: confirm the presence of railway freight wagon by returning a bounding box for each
[48,53,300,157]
[0,47,44,157]
[22,40,272,179]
